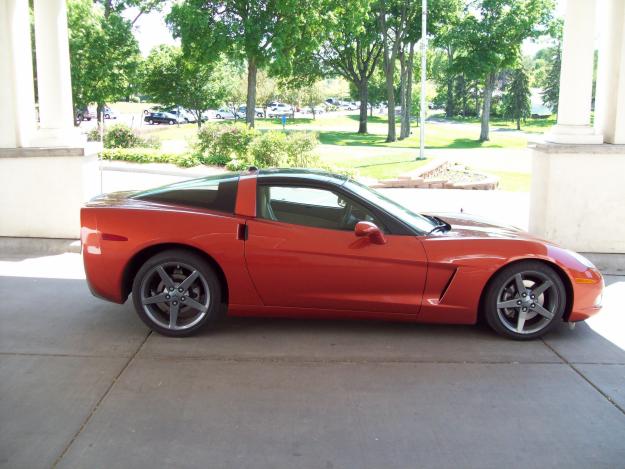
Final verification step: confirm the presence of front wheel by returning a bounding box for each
[168,119,175,125]
[132,250,223,337]
[483,261,567,340]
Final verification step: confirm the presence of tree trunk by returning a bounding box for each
[400,43,414,140]
[246,57,257,128]
[516,117,521,131]
[445,47,454,118]
[385,67,396,142]
[460,75,467,116]
[474,83,480,116]
[398,49,407,140]
[96,102,104,125]
[357,80,368,134]
[480,73,496,141]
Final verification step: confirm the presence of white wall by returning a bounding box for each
[0,147,100,239]
[530,144,625,253]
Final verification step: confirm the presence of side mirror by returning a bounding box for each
[354,221,386,245]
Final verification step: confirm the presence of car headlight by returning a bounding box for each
[568,250,596,269]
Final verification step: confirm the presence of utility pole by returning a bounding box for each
[418,0,427,160]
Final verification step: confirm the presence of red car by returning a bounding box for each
[81,169,603,340]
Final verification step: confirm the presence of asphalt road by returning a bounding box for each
[1,253,624,468]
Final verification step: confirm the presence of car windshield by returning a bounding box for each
[344,179,437,233]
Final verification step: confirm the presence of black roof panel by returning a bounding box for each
[257,168,348,186]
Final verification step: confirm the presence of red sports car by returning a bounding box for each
[81,168,603,340]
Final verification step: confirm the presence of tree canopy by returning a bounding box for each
[68,0,141,118]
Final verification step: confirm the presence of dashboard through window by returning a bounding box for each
[257,184,385,232]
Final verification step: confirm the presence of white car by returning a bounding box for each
[268,103,293,117]
[215,108,235,119]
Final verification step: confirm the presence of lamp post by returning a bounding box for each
[417,0,427,160]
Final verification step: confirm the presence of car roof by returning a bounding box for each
[256,168,348,186]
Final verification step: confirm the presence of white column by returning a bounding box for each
[0,0,37,148]
[595,0,625,144]
[546,0,603,144]
[32,0,80,147]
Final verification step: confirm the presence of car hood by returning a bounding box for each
[426,212,547,242]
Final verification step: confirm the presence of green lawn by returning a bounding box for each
[438,115,557,134]
[129,112,532,190]
[317,147,430,180]
[488,170,532,192]
[138,114,528,149]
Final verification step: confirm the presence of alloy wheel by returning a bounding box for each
[495,270,559,335]
[140,261,211,331]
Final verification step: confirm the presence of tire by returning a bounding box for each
[148,119,154,125]
[105,114,110,119]
[216,114,222,119]
[132,249,223,337]
[168,119,175,125]
[483,261,567,340]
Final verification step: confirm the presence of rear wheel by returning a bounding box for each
[148,119,154,125]
[484,261,566,340]
[168,119,175,125]
[132,250,222,337]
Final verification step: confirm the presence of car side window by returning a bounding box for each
[257,184,385,232]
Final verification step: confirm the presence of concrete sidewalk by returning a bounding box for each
[1,253,624,468]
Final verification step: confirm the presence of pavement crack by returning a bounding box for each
[51,330,153,468]
[541,338,625,417]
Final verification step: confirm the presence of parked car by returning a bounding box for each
[163,106,197,123]
[340,102,358,111]
[215,108,235,119]
[103,107,117,120]
[143,105,164,115]
[267,103,292,117]
[237,105,264,118]
[75,107,95,122]
[81,168,603,339]
[144,112,185,125]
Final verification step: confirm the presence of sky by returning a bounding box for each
[126,0,566,58]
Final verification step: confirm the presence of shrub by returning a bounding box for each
[88,124,161,149]
[284,132,319,167]
[100,148,197,167]
[248,131,289,167]
[104,124,143,148]
[195,123,258,165]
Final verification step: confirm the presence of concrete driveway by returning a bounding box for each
[1,253,624,468]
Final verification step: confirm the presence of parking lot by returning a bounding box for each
[1,252,624,468]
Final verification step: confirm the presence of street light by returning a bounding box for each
[417,0,427,160]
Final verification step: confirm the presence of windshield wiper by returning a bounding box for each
[425,215,452,235]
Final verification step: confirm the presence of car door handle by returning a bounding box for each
[237,223,248,241]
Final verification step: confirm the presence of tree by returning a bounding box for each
[378,0,409,142]
[541,47,560,114]
[68,0,141,121]
[541,19,563,115]
[141,45,238,127]
[503,66,531,130]
[167,0,330,128]
[431,0,463,118]
[320,0,382,133]
[453,0,553,141]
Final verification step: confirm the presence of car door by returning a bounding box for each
[244,183,428,315]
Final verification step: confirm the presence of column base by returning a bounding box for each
[30,127,86,148]
[529,143,625,253]
[544,124,604,144]
[0,143,101,238]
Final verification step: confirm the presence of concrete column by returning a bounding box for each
[595,0,625,144]
[32,0,79,147]
[546,0,603,144]
[0,0,37,148]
